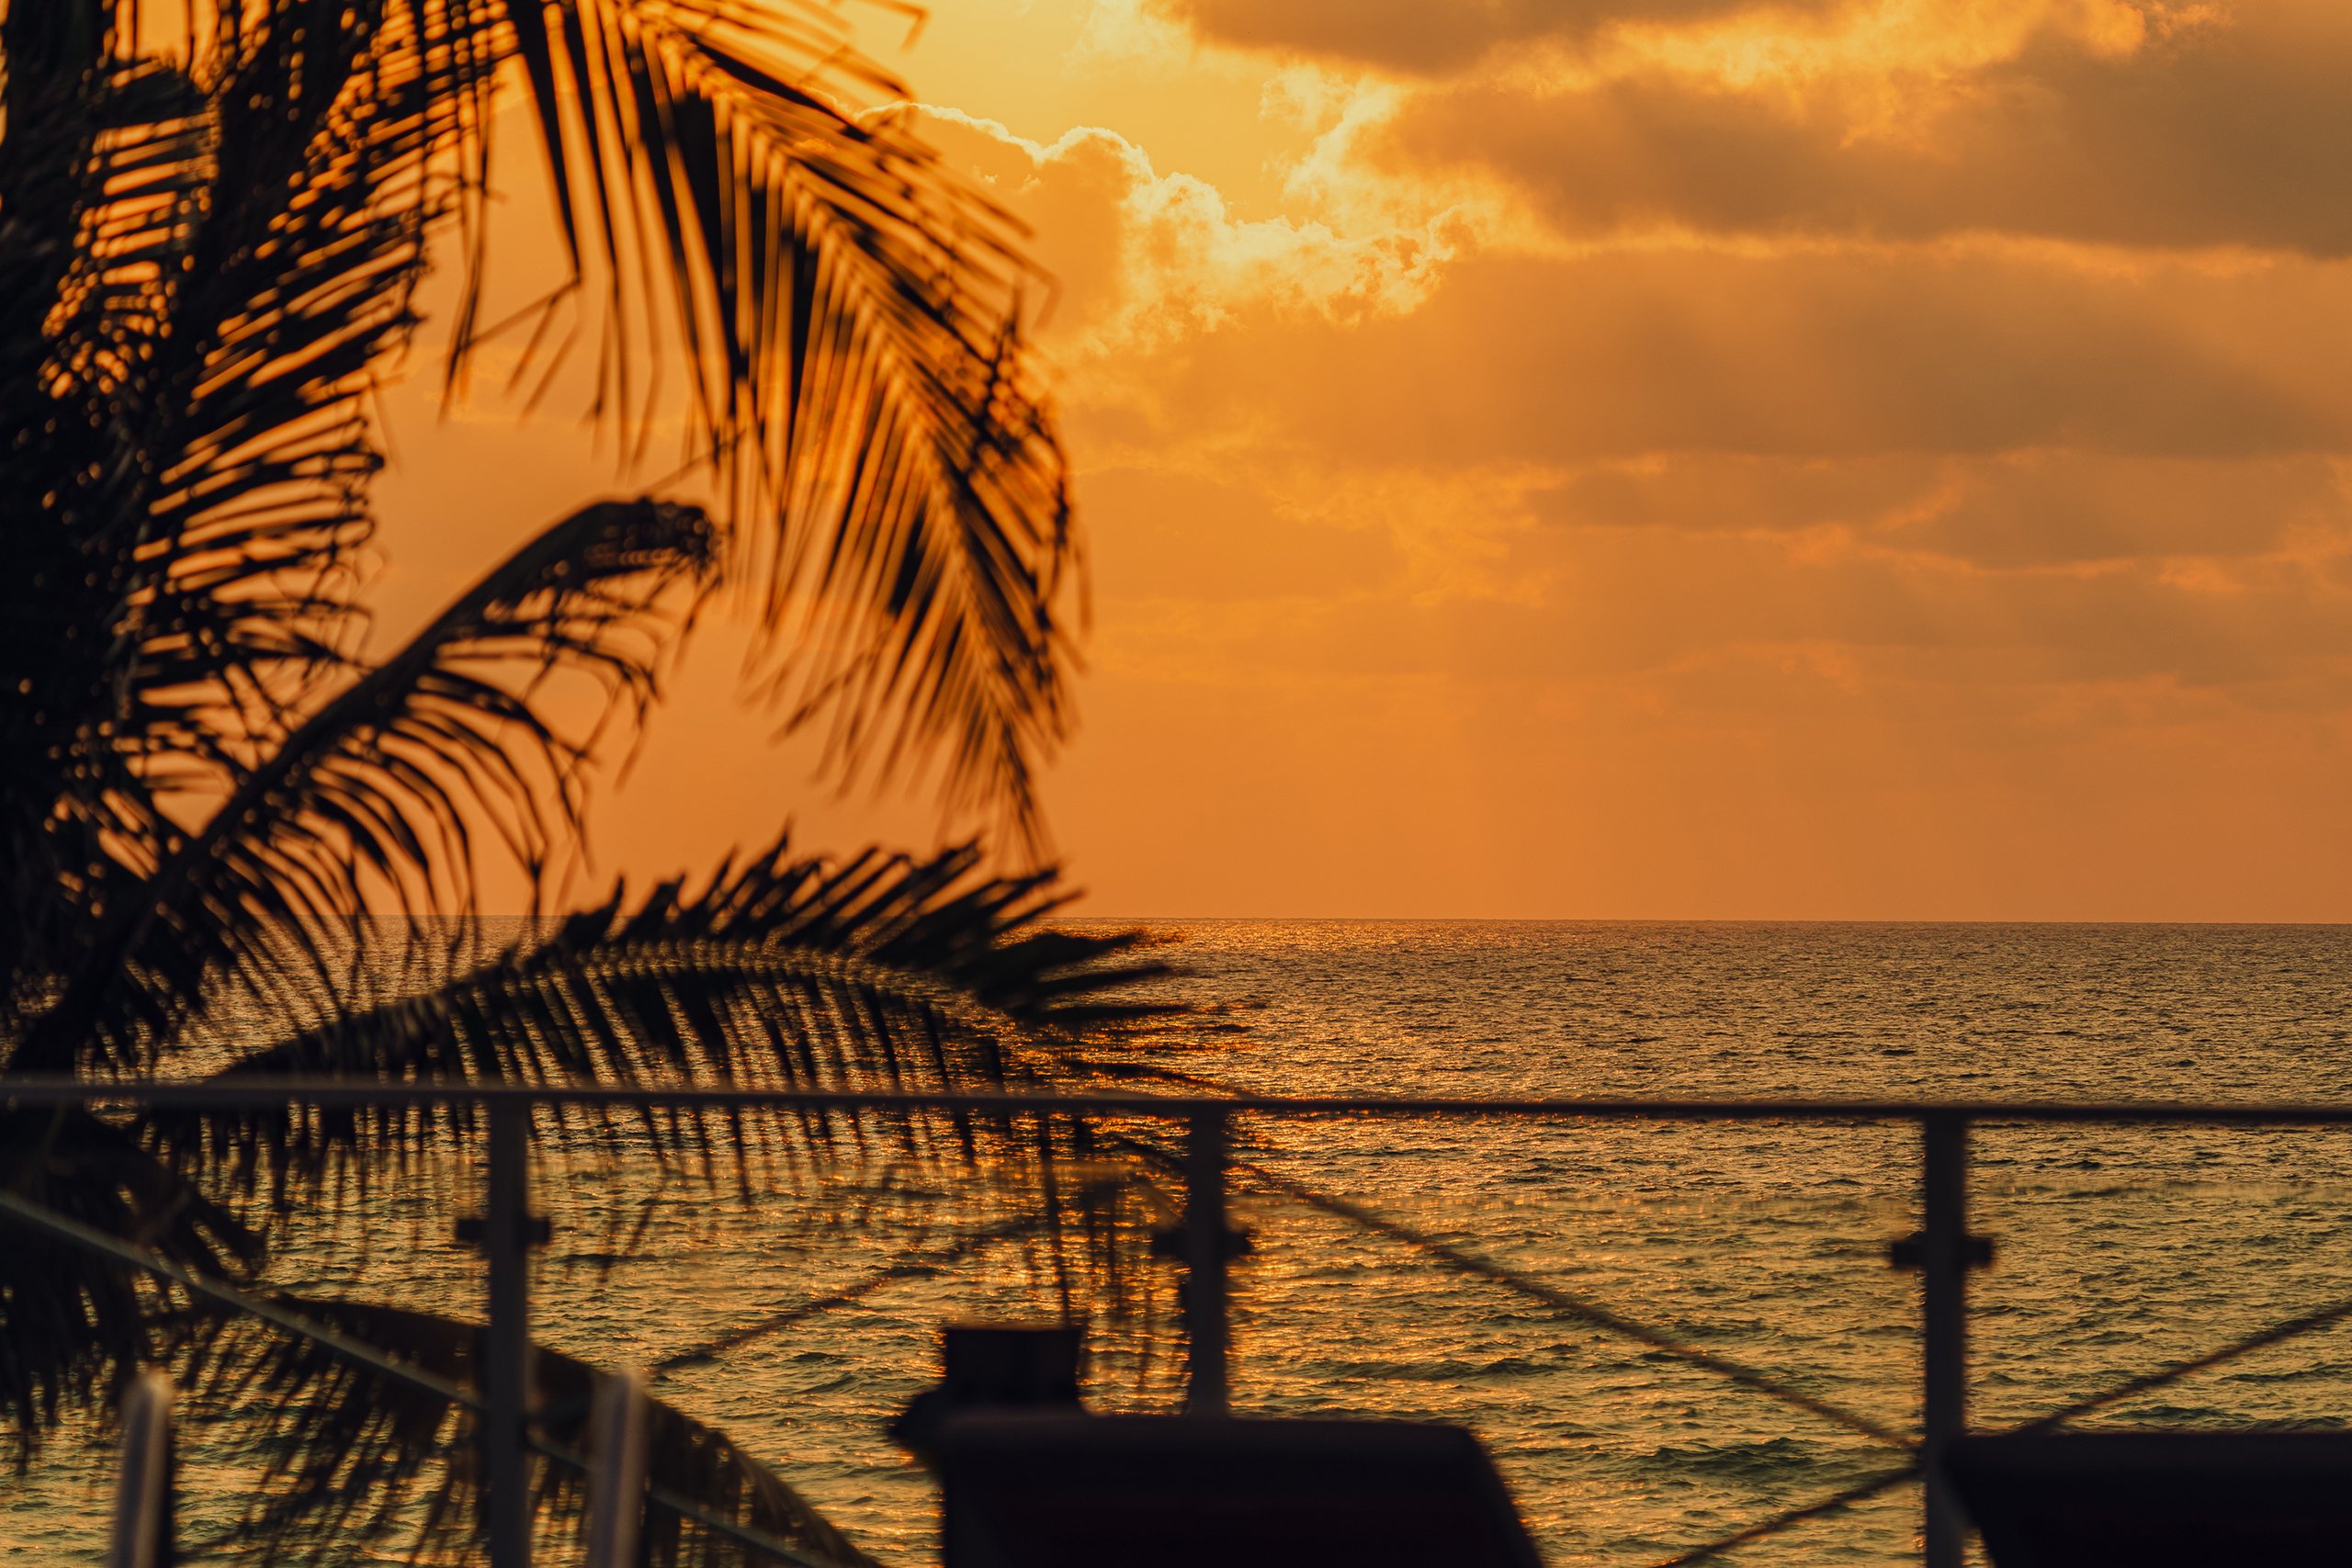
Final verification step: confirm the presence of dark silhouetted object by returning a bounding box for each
[938,1324,1084,1408]
[1949,1432,2352,1566]
[928,1413,1544,1568]
[891,1325,1085,1454]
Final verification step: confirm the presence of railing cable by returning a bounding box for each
[2012,1287,2352,1435]
[1649,1462,1920,1567]
[25,1077,2352,1567]
[529,1432,851,1568]
[0,1190,864,1568]
[648,1213,1040,1378]
[0,1190,477,1409]
[1237,1157,1916,1450]
[1110,1067,1915,1450]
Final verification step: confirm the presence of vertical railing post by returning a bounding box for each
[483,1101,533,1568]
[1182,1106,1231,1414]
[108,1370,173,1568]
[1920,1113,1970,1568]
[584,1369,651,1568]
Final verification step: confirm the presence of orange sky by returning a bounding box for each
[376,0,2352,919]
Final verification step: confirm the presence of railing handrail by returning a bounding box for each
[19,1072,2352,1568]
[10,1074,2352,1122]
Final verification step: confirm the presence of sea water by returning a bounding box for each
[11,920,2352,1565]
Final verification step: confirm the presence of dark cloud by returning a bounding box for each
[1532,455,1937,534]
[1223,529,2352,693]
[1892,454,2347,569]
[1529,453,2347,570]
[1392,3,2352,254]
[1155,0,1833,73]
[1120,250,2345,467]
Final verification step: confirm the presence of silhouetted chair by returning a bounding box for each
[1948,1431,2352,1567]
[927,1412,1544,1568]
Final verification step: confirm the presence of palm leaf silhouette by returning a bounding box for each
[185,1295,888,1568]
[0,1,1190,1560]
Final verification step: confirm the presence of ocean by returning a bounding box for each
[12,919,2352,1564]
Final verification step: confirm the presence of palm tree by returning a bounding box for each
[0,1,1177,1559]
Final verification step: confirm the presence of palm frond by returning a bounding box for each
[0,1107,256,1461]
[6,0,1092,1041]
[181,1294,884,1567]
[143,837,1176,1197]
[0,28,212,1010]
[0,0,492,1028]
[17,497,713,1076]
[483,0,1079,847]
[0,4,1187,1547]
[112,0,503,783]
[0,5,110,392]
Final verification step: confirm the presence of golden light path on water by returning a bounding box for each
[12,920,2352,1564]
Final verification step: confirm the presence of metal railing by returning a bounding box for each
[12,1077,2352,1568]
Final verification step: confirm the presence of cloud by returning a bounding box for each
[1102,247,2347,468]
[1155,0,2352,257]
[1530,451,2352,572]
[920,1,2352,916]
[905,77,2352,776]
[1406,5,2352,254]
[1890,454,2352,570]
[908,106,1466,360]
[1146,0,2338,259]
[365,0,2352,918]
[1156,0,1850,74]
[1108,499,2352,694]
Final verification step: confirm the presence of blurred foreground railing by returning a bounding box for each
[13,1078,2352,1568]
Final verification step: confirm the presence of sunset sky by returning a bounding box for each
[379,0,2352,919]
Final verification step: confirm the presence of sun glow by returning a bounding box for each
[352,0,2352,919]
